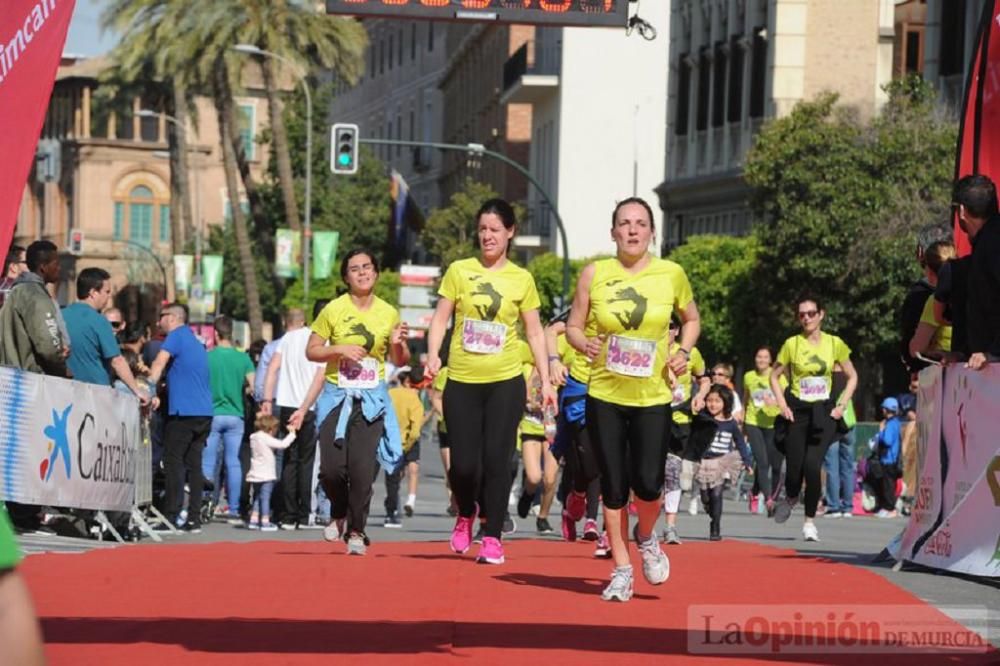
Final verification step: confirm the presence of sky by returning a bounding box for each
[64,0,119,57]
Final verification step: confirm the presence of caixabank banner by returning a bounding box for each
[888,365,1000,578]
[0,366,141,512]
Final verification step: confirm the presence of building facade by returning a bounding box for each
[923,0,988,109]
[500,11,670,260]
[329,18,449,215]
[656,0,896,250]
[15,56,272,319]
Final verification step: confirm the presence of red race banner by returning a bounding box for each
[0,0,76,256]
[955,0,1000,256]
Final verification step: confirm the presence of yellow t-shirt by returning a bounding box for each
[438,257,541,384]
[669,343,705,425]
[919,295,952,353]
[743,368,787,429]
[776,332,851,402]
[556,333,576,368]
[310,293,399,386]
[432,367,448,433]
[568,308,597,384]
[587,257,694,407]
[389,386,424,451]
[520,343,545,437]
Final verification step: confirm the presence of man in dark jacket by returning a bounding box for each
[0,240,69,530]
[0,240,68,376]
[952,175,1000,370]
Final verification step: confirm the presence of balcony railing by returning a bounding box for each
[503,40,562,92]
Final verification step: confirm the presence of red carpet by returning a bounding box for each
[19,538,995,665]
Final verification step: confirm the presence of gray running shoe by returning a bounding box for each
[601,566,634,602]
[323,518,345,543]
[347,533,367,555]
[773,497,797,524]
[663,526,682,545]
[638,535,670,585]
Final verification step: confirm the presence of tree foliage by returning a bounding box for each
[421,180,506,271]
[668,235,758,364]
[525,252,596,322]
[743,76,956,405]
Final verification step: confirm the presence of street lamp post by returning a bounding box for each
[233,44,313,308]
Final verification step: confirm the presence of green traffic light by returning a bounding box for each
[338,153,352,166]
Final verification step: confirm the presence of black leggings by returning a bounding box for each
[585,396,670,510]
[746,424,783,499]
[562,417,601,496]
[443,376,525,539]
[782,400,837,518]
[318,401,384,536]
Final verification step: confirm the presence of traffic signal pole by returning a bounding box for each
[360,138,572,309]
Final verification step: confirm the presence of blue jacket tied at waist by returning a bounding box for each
[316,380,402,474]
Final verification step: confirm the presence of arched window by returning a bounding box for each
[113,181,169,248]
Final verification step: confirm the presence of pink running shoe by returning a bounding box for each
[582,518,600,541]
[593,532,612,559]
[476,536,505,564]
[450,504,479,554]
[628,502,638,516]
[561,510,577,542]
[565,491,587,522]
[749,493,760,515]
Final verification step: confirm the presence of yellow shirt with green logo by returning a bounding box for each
[432,367,448,433]
[669,342,705,425]
[310,293,399,386]
[587,257,694,407]
[919,295,952,353]
[438,257,541,384]
[776,332,851,402]
[518,341,545,437]
[743,368,787,429]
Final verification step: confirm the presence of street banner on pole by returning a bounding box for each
[201,254,224,293]
[0,0,77,255]
[275,228,301,278]
[954,0,1000,257]
[887,365,1000,577]
[0,366,141,512]
[312,230,340,280]
[173,254,194,299]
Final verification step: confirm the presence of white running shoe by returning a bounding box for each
[324,518,345,542]
[688,497,699,516]
[638,535,670,585]
[802,523,820,542]
[601,566,634,602]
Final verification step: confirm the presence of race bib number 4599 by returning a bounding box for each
[606,335,656,378]
[462,319,507,355]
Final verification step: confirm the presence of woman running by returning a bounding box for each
[546,314,603,545]
[771,294,857,542]
[427,198,555,565]
[306,249,410,555]
[516,341,559,534]
[742,346,786,516]
[566,197,700,602]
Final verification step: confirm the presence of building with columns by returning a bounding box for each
[656,0,896,250]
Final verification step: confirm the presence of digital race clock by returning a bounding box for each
[326,1,630,28]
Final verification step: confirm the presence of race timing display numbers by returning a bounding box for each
[326,1,629,27]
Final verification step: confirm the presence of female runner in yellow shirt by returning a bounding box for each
[566,197,700,602]
[427,199,556,565]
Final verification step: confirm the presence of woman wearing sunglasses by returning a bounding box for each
[770,294,857,542]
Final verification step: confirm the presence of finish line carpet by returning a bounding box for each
[19,538,994,665]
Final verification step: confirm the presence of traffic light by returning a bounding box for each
[69,229,84,255]
[331,123,359,175]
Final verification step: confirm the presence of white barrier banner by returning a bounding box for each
[0,366,141,512]
[888,365,1000,577]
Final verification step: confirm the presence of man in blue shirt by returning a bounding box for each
[148,303,213,532]
[62,268,147,401]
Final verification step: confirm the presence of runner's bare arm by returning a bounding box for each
[426,297,455,378]
[669,301,701,375]
[566,263,598,358]
[831,358,858,419]
[770,361,793,422]
[523,309,557,411]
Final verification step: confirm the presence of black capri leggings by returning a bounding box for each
[585,396,670,510]
[746,424,783,499]
[443,375,525,539]
[781,396,838,518]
